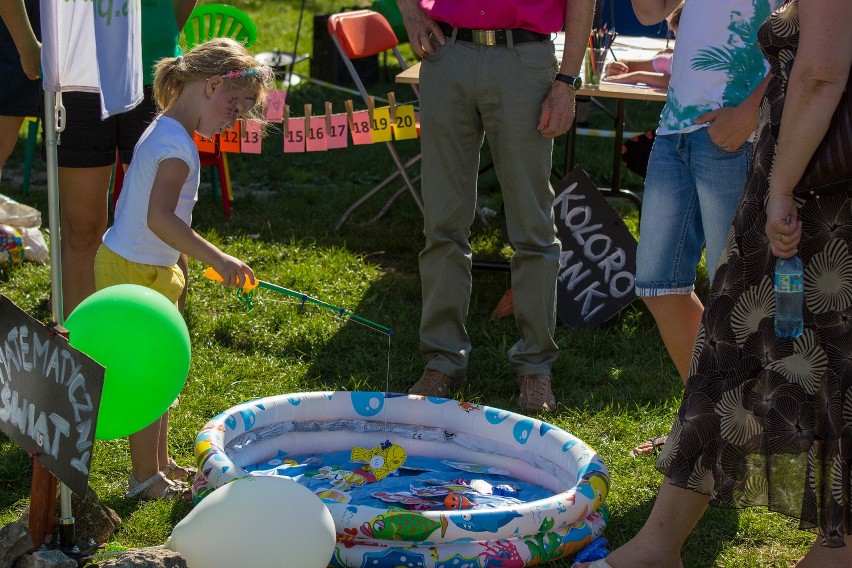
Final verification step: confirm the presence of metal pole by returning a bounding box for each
[44,89,76,553]
[285,0,307,95]
[44,90,63,325]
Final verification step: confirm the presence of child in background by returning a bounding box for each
[95,37,272,501]
[603,2,683,88]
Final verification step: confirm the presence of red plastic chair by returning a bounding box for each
[109,140,234,219]
[327,10,424,230]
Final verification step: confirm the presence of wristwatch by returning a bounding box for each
[554,73,582,90]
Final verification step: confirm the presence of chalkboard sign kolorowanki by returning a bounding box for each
[553,166,638,327]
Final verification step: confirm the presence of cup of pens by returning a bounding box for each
[586,28,616,85]
[585,48,607,84]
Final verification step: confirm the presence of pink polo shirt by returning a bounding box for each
[419,0,566,34]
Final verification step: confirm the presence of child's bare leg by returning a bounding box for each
[128,419,168,494]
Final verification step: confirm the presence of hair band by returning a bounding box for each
[220,67,273,81]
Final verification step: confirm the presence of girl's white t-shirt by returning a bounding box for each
[104,115,200,266]
[658,0,784,136]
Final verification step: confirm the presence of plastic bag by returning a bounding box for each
[0,193,49,263]
[0,192,41,228]
[20,226,49,263]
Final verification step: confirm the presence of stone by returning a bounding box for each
[22,487,121,549]
[0,520,33,568]
[67,489,121,547]
[14,549,76,568]
[93,548,188,568]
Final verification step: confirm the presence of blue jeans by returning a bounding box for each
[635,127,751,296]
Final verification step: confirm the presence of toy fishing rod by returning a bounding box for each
[203,267,392,336]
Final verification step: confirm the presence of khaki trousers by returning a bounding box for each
[418,31,561,378]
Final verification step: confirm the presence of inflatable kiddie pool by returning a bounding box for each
[193,391,609,567]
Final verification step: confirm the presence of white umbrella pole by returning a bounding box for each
[44,88,76,552]
[44,89,63,325]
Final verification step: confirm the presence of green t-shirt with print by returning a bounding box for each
[658,0,784,135]
[142,0,181,85]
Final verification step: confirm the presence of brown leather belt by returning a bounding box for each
[437,21,549,46]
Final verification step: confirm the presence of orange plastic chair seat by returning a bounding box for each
[327,10,398,59]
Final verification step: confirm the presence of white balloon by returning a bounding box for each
[167,476,336,568]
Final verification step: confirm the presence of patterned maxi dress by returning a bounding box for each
[656,1,852,547]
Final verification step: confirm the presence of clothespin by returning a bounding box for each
[367,95,375,125]
[282,104,290,139]
[388,92,397,124]
[345,99,355,132]
[304,103,312,131]
[325,101,333,137]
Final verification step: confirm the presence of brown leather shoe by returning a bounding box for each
[409,368,457,397]
[516,373,557,413]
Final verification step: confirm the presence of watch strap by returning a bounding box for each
[554,73,581,90]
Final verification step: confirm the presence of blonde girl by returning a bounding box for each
[95,37,272,500]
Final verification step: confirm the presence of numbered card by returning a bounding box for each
[265,89,286,122]
[370,106,392,143]
[350,110,373,145]
[392,104,417,140]
[305,116,328,152]
[193,132,215,153]
[283,117,306,153]
[220,122,241,153]
[326,113,349,150]
[241,120,263,154]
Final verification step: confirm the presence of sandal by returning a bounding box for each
[629,434,668,458]
[162,458,197,483]
[126,470,191,501]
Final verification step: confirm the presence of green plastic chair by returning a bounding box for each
[183,3,257,49]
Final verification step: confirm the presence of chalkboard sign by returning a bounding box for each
[554,167,637,327]
[0,294,104,496]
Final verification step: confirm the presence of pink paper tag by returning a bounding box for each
[326,114,349,150]
[265,90,286,122]
[305,116,328,152]
[350,110,373,145]
[240,120,263,154]
[283,117,305,153]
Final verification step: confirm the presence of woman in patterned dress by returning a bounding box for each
[575,1,852,566]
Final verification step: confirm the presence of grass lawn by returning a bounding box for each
[0,1,813,566]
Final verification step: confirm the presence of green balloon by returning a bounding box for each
[65,284,191,440]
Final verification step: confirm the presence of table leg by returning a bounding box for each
[604,100,642,209]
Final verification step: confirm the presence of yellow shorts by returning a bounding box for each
[94,245,185,308]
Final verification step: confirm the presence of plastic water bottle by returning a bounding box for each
[774,255,804,338]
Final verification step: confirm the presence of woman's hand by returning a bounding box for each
[764,191,801,258]
[19,37,40,80]
[697,106,753,151]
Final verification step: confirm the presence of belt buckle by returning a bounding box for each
[471,29,496,46]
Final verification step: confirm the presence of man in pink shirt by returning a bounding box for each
[398,0,594,412]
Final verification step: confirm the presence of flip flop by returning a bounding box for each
[162,458,198,482]
[629,433,667,458]
[126,470,191,501]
